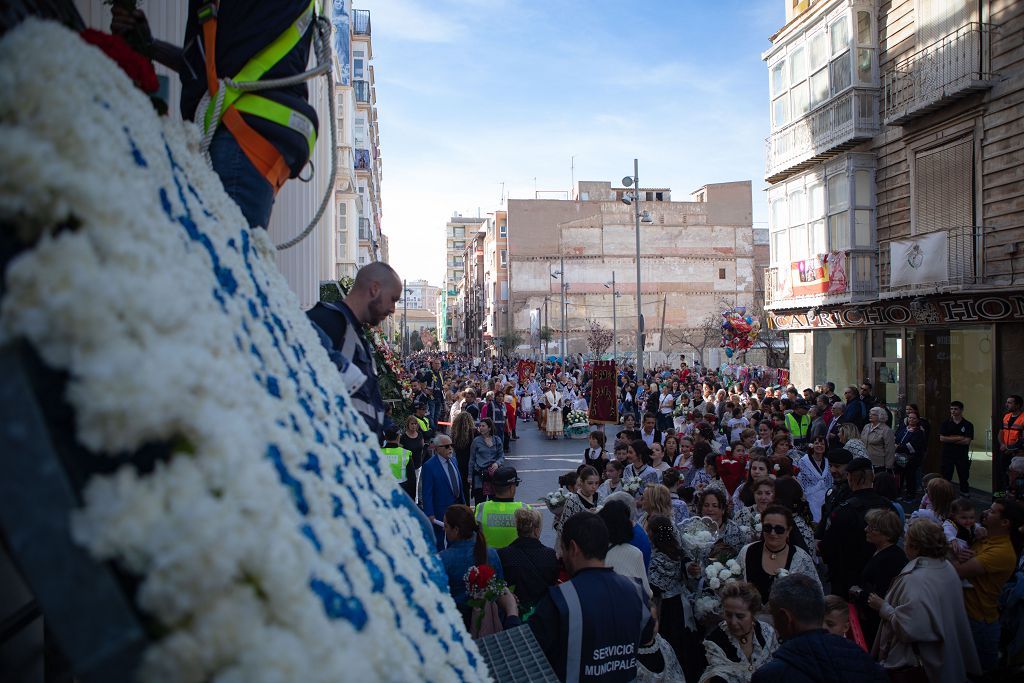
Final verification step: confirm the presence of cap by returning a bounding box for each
[414,400,428,411]
[827,448,853,465]
[491,466,521,487]
[795,399,809,409]
[845,456,873,472]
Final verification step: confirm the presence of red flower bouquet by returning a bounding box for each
[463,564,512,638]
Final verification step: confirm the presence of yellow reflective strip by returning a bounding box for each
[234,0,315,84]
[234,95,317,154]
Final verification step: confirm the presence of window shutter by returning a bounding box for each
[917,0,973,47]
[914,137,973,234]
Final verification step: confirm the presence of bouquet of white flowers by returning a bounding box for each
[703,559,743,591]
[566,410,589,427]
[539,488,569,513]
[695,594,724,621]
[621,478,642,496]
[678,516,719,561]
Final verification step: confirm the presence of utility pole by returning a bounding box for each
[612,270,617,362]
[559,253,566,362]
[632,158,643,379]
[659,294,667,352]
[543,297,549,358]
[402,278,408,356]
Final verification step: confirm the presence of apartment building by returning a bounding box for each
[507,180,755,362]
[397,279,441,314]
[762,0,1024,491]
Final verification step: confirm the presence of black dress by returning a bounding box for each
[852,544,908,645]
[743,541,796,606]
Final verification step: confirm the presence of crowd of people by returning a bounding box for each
[372,346,1024,682]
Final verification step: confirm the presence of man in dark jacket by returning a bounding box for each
[815,448,852,545]
[840,386,867,429]
[818,458,896,597]
[753,574,885,682]
[497,507,558,616]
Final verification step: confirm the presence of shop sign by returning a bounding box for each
[767,293,1024,330]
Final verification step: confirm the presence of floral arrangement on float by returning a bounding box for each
[564,410,590,439]
[463,565,511,638]
[0,20,486,682]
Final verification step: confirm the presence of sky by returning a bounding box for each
[359,0,786,285]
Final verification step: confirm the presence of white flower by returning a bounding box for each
[718,569,733,581]
[776,568,790,578]
[754,523,763,533]
[708,577,721,590]
[726,559,740,571]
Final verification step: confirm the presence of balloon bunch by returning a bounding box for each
[720,306,760,358]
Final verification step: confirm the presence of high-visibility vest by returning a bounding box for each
[1000,412,1024,449]
[474,500,525,549]
[198,0,319,193]
[380,446,411,483]
[415,415,430,433]
[785,412,810,439]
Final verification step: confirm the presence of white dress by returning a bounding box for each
[795,453,833,523]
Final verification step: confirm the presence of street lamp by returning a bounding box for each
[622,160,645,379]
[604,271,620,362]
[401,280,413,356]
[551,257,567,362]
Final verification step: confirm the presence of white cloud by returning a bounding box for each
[359,0,468,44]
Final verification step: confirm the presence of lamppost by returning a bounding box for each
[401,279,412,356]
[604,271,620,362]
[551,258,567,362]
[621,160,653,378]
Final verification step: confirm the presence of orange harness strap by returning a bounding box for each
[200,9,290,193]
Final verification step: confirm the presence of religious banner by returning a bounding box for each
[790,255,830,296]
[588,360,618,425]
[889,232,948,287]
[517,360,536,384]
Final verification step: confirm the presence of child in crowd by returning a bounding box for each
[614,443,629,463]
[946,497,986,588]
[916,472,943,512]
[598,459,625,500]
[824,596,868,651]
[660,469,690,525]
[558,471,578,495]
[583,430,608,476]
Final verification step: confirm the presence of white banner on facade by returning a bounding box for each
[889,231,948,287]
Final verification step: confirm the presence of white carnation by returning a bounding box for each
[709,577,721,590]
[719,569,733,581]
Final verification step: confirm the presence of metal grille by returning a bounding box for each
[476,625,560,683]
[915,138,973,234]
[878,225,982,291]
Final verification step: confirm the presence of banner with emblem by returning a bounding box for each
[790,255,830,296]
[588,360,618,425]
[517,360,536,384]
[889,232,948,287]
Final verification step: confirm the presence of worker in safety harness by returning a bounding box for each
[111,1,319,229]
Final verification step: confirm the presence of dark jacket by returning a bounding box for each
[852,544,908,645]
[752,629,886,683]
[841,397,868,429]
[819,489,898,596]
[497,537,559,610]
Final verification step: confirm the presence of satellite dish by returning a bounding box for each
[621,176,634,187]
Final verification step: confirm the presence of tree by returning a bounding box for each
[586,321,613,358]
[498,331,524,357]
[749,299,789,369]
[539,326,554,356]
[665,313,720,367]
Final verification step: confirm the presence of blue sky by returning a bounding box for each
[360,0,786,284]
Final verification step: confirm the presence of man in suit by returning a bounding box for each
[826,401,845,449]
[421,433,465,550]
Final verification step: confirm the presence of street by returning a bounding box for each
[503,416,593,547]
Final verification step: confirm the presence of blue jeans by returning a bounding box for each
[969,618,1000,672]
[208,127,275,229]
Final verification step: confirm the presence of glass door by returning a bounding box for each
[873,359,904,427]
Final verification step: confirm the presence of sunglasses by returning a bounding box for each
[762,524,788,536]
[435,444,452,450]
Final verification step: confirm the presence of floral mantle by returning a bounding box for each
[0,21,485,682]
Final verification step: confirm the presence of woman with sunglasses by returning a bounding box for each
[735,504,820,607]
[795,435,833,523]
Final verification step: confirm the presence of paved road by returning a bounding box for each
[502,416,592,547]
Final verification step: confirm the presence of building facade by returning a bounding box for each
[762,0,1024,492]
[507,180,755,363]
[397,279,441,314]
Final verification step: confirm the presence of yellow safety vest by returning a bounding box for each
[785,412,810,439]
[380,446,411,483]
[474,500,525,549]
[415,416,430,433]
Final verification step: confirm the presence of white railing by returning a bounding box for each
[879,226,983,292]
[882,23,994,125]
[765,90,879,180]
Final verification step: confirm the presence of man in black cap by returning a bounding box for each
[819,457,897,596]
[817,447,853,538]
[474,466,525,549]
[413,400,434,445]
[784,399,811,450]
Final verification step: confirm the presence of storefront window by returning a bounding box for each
[812,330,861,392]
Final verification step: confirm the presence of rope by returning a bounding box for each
[275,16,336,251]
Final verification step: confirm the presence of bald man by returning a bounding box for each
[308,263,403,441]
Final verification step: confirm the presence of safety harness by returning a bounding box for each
[197,0,319,193]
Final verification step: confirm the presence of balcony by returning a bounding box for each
[352,9,371,36]
[878,225,983,294]
[765,90,879,183]
[354,80,371,104]
[764,249,878,310]
[882,23,995,126]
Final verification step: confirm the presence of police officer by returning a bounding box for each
[816,447,853,543]
[413,400,434,444]
[818,457,896,597]
[785,400,811,450]
[380,426,414,499]
[474,466,525,549]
